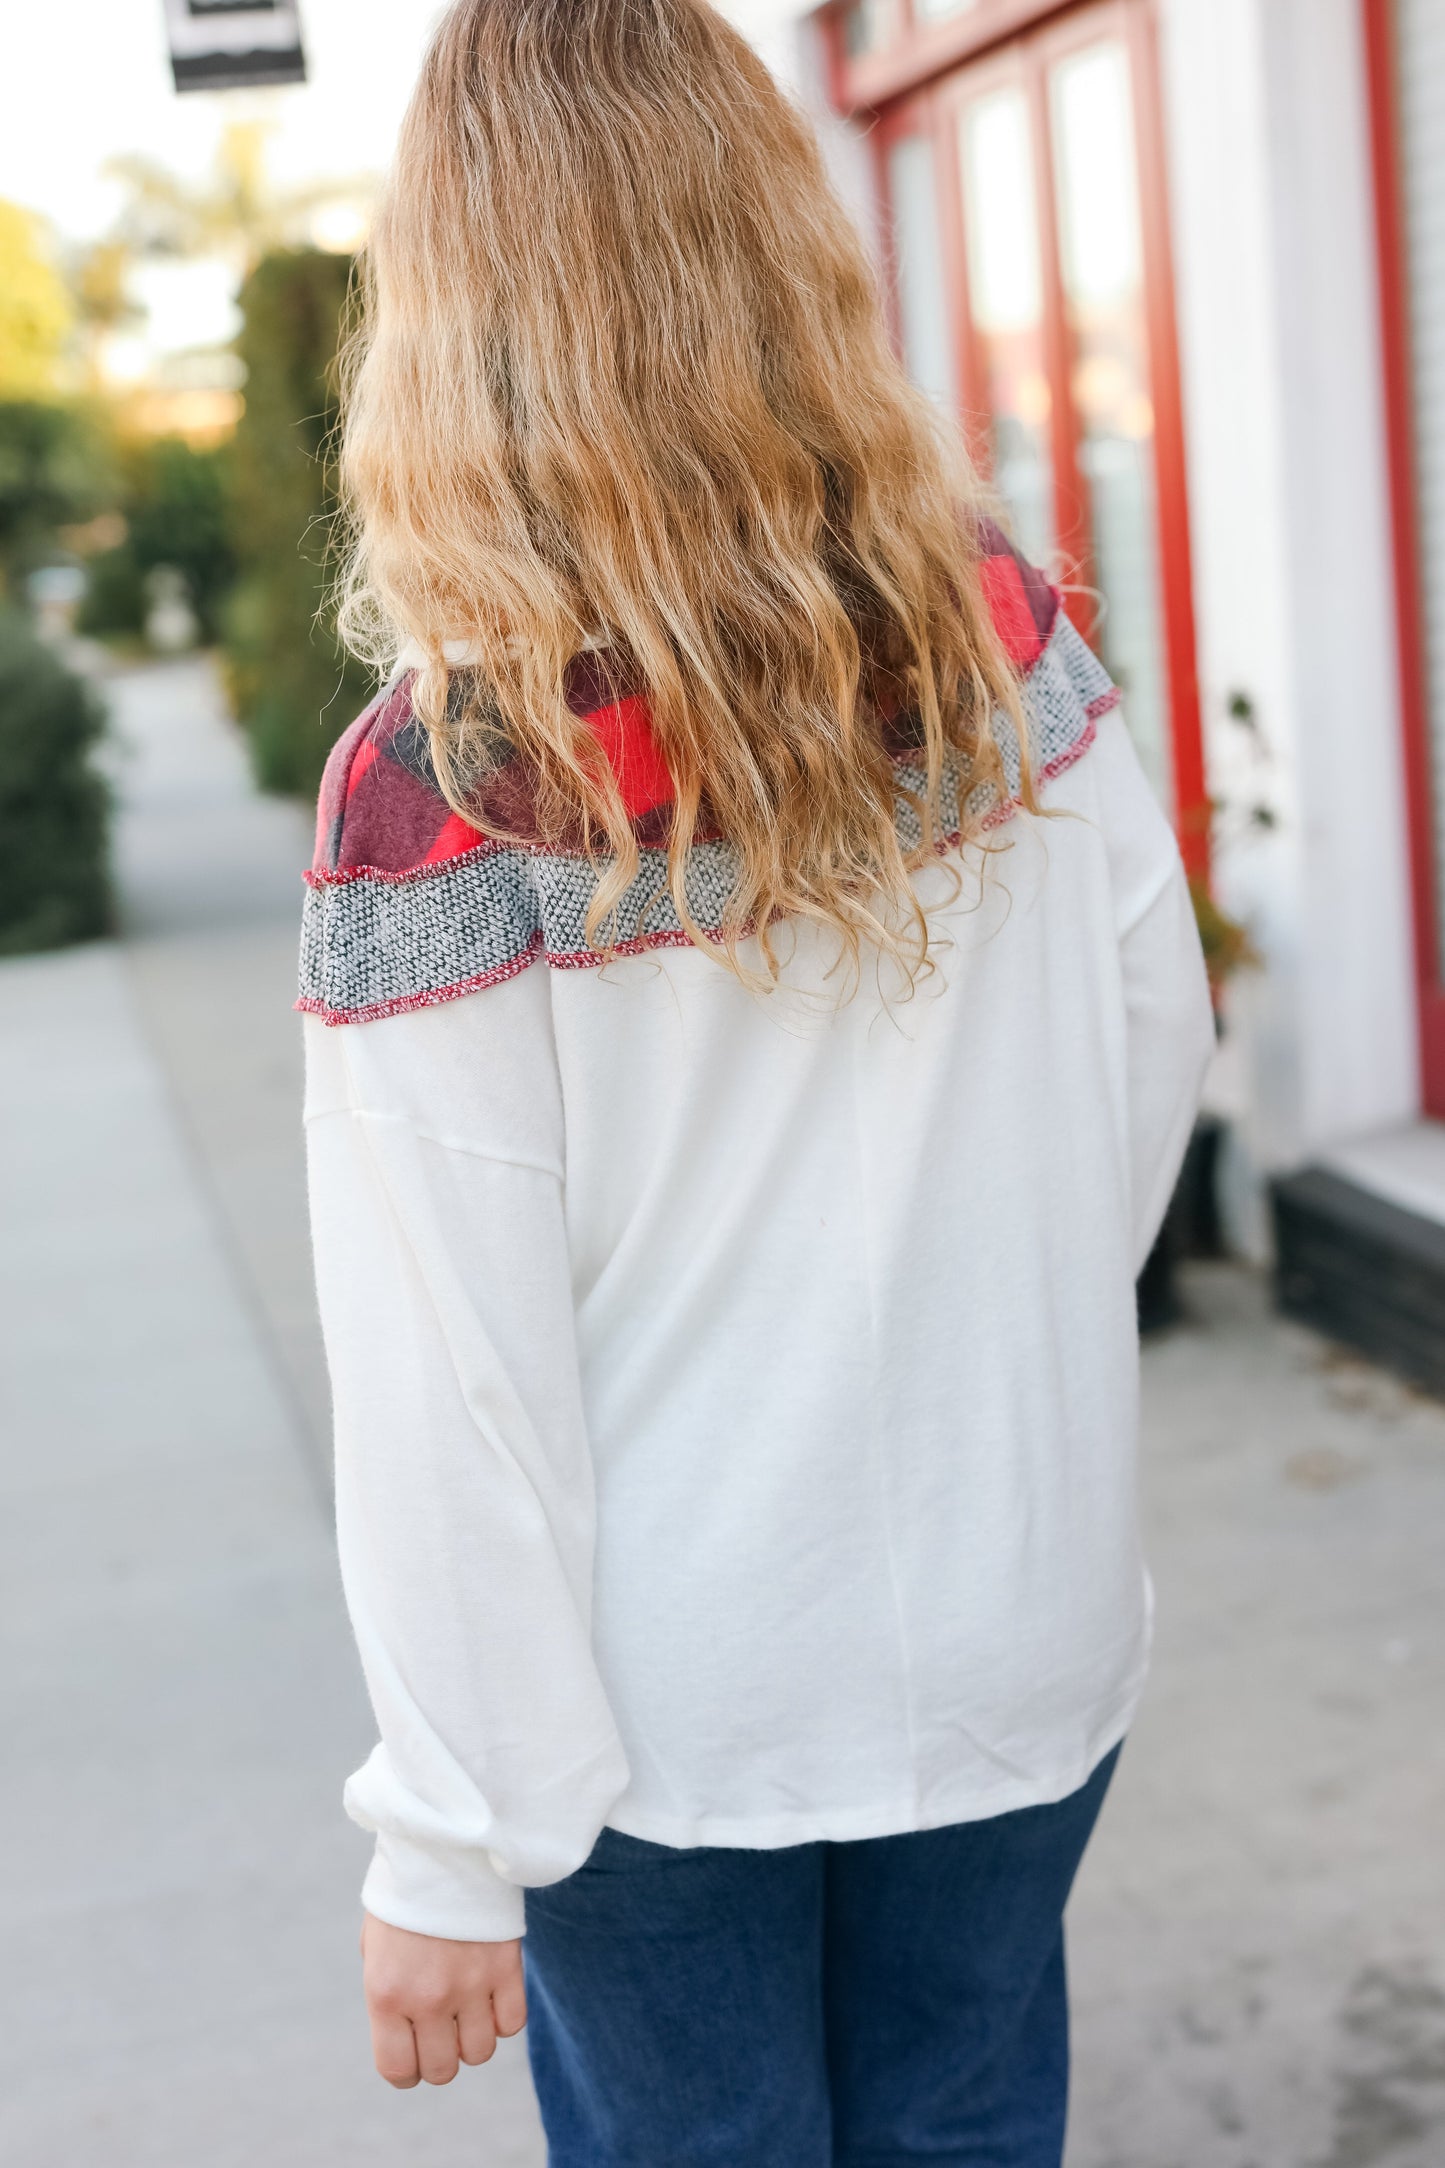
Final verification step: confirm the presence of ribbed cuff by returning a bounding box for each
[360,1829,528,1943]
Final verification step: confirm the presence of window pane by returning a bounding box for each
[1396,0,1445,967]
[886,133,956,410]
[842,0,898,58]
[959,87,1055,570]
[1050,40,1171,799]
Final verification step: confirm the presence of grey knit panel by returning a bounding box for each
[298,836,747,1020]
[297,612,1115,1021]
[528,837,742,956]
[892,612,1114,853]
[1018,613,1118,777]
[301,848,543,1021]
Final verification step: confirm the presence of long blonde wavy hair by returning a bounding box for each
[337,0,1029,987]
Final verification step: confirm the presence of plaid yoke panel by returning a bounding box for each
[297,568,1119,1027]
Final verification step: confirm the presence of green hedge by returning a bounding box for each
[223,249,371,797]
[0,610,111,954]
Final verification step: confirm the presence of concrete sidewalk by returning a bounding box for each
[1,655,1443,2167]
[1075,1268,1445,2167]
[0,659,543,2167]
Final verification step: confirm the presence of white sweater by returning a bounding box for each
[301,702,1213,1943]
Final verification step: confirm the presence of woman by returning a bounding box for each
[300,2,1213,2160]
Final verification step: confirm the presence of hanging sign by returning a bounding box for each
[162,0,307,93]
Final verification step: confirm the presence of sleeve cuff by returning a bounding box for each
[360,1828,528,1943]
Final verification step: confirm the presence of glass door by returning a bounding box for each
[873,0,1203,852]
[1048,32,1169,798]
[881,107,958,412]
[956,74,1056,569]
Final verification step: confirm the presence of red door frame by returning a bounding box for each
[829,0,1121,107]
[824,0,1208,873]
[1121,0,1207,871]
[1361,0,1445,1114]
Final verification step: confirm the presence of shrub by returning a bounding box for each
[0,610,111,954]
[78,435,235,643]
[223,249,371,797]
[76,538,146,640]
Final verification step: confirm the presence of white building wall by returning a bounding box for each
[1153,0,1305,1246]
[1158,0,1419,1242]
[1253,0,1419,1147]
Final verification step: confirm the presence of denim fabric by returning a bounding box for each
[523,1745,1120,2167]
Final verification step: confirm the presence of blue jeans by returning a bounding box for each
[523,1744,1120,2167]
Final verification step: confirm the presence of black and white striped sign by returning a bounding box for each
[162,0,307,93]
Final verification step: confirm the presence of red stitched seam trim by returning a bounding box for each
[306,827,575,889]
[296,710,1107,1027]
[1084,685,1123,722]
[296,936,545,1024]
[296,925,729,1026]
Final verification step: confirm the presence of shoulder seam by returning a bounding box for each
[304,1102,562,1180]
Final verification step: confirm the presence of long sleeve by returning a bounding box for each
[303,966,629,1942]
[1091,710,1217,1273]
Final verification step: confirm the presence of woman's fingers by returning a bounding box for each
[370,2009,420,2089]
[492,1965,528,2039]
[457,1998,499,2065]
[360,1915,525,2085]
[413,2009,462,2086]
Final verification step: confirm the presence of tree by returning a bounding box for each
[0,201,73,399]
[67,237,144,392]
[107,120,369,278]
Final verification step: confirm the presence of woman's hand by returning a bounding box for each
[361,1911,527,2087]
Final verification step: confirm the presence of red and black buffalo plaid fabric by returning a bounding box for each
[310,516,1065,883]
